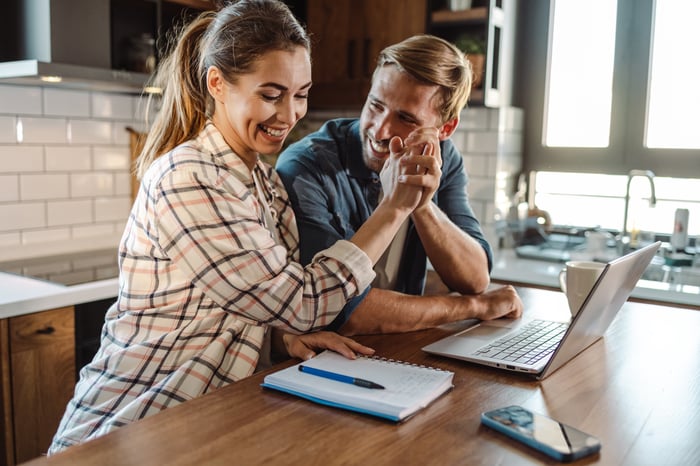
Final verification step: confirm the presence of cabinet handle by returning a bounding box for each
[363,38,371,77]
[36,326,55,335]
[347,39,357,79]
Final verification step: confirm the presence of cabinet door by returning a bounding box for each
[9,307,75,463]
[307,0,427,109]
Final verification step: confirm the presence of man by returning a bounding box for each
[276,34,522,335]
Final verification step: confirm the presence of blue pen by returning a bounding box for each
[298,365,385,389]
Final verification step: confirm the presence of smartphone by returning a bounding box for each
[481,405,601,462]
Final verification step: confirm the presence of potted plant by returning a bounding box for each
[454,35,486,89]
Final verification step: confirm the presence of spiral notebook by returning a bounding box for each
[261,350,454,422]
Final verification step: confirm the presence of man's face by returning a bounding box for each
[359,65,443,173]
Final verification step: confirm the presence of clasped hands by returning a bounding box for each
[379,127,442,214]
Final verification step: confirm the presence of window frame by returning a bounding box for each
[516,0,700,179]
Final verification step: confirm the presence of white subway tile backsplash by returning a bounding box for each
[465,131,499,153]
[0,231,20,248]
[0,175,19,201]
[0,146,44,172]
[114,173,131,196]
[92,93,134,119]
[0,84,143,259]
[23,227,71,245]
[95,197,131,222]
[0,116,16,143]
[44,89,90,117]
[462,154,490,178]
[0,85,42,115]
[69,119,113,144]
[46,146,92,171]
[93,146,130,170]
[467,176,497,202]
[71,173,114,197]
[18,117,68,144]
[73,223,115,238]
[47,199,93,226]
[113,124,134,145]
[460,108,491,130]
[20,173,70,200]
[0,203,45,231]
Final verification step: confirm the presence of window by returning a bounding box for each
[645,0,700,149]
[544,1,617,147]
[533,171,700,237]
[520,0,700,177]
[516,0,700,239]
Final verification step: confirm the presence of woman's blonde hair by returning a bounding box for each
[374,34,472,124]
[136,0,310,179]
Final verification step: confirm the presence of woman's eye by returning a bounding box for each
[295,94,309,100]
[262,94,282,102]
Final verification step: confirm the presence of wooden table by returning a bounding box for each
[25,287,700,465]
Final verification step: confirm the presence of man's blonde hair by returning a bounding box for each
[374,34,472,124]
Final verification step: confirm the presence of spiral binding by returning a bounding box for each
[358,354,450,372]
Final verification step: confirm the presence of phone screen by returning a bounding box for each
[481,405,601,461]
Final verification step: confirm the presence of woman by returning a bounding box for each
[49,0,421,454]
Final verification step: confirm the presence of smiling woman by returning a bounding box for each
[47,0,425,456]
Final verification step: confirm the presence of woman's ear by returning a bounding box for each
[438,117,460,141]
[207,66,225,102]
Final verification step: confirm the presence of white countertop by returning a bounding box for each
[491,249,700,308]
[0,272,118,319]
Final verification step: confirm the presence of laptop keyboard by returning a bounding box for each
[472,319,568,366]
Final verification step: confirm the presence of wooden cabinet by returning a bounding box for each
[428,0,517,107]
[305,0,427,109]
[0,307,76,465]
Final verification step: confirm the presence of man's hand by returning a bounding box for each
[282,331,376,361]
[398,127,443,211]
[469,285,524,321]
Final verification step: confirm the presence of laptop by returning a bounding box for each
[422,241,661,380]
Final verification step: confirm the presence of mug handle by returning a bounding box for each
[558,268,567,293]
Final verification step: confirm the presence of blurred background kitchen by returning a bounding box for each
[1,1,699,463]
[1,0,699,289]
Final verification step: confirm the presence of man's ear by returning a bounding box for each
[207,66,225,102]
[438,117,460,141]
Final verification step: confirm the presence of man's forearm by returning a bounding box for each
[411,203,490,294]
[338,285,524,336]
[337,288,478,336]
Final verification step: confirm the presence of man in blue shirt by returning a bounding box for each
[277,35,522,335]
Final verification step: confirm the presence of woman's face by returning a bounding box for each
[209,46,312,167]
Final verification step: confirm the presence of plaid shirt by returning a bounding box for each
[49,123,374,454]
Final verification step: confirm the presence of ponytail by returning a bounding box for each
[136,12,214,179]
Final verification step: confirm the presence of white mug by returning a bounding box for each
[558,261,606,316]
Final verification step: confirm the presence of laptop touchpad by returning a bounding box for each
[456,324,514,341]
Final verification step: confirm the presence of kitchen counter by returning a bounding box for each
[3,247,698,321]
[491,248,700,308]
[0,272,118,319]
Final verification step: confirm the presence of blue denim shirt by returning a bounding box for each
[276,118,493,330]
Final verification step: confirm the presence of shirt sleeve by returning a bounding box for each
[152,166,374,333]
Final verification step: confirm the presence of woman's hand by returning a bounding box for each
[399,127,442,212]
[282,331,376,361]
[379,136,422,213]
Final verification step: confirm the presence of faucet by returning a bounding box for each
[620,169,657,250]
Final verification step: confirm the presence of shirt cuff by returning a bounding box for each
[312,239,375,294]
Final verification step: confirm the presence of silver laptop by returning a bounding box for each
[423,241,661,380]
